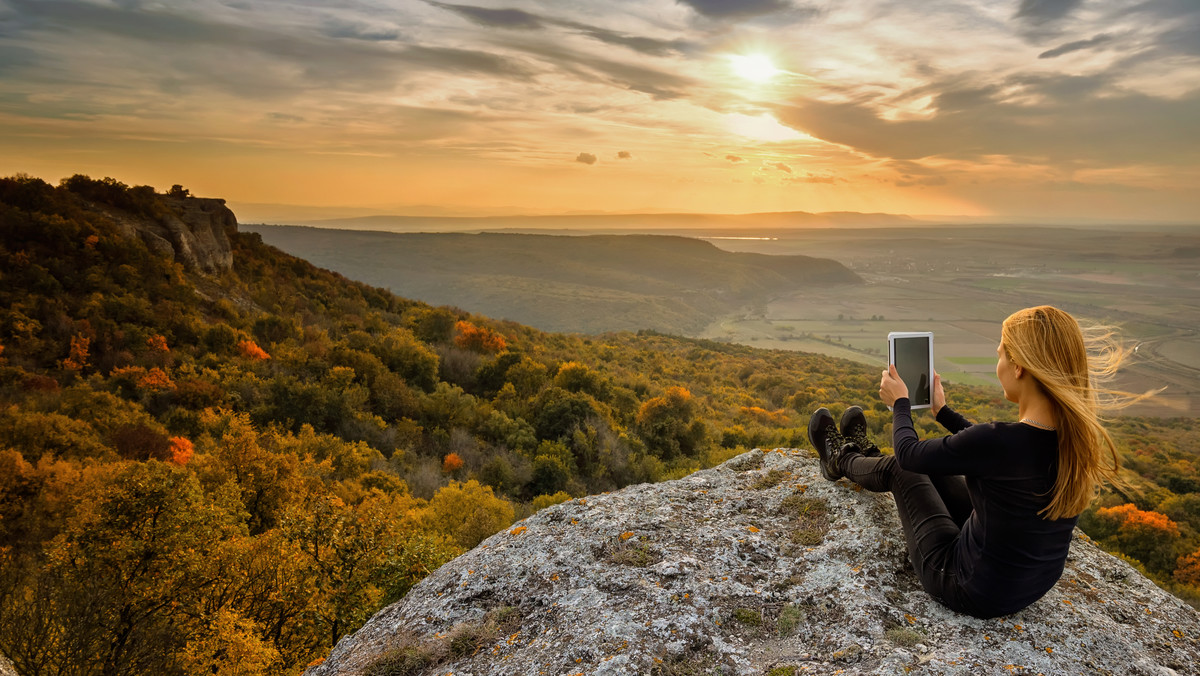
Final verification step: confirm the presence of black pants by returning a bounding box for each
[841,451,981,616]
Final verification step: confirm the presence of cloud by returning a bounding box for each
[765,161,792,173]
[2,0,533,94]
[895,175,948,187]
[489,36,694,99]
[775,72,1200,166]
[558,21,693,57]
[320,20,401,42]
[427,2,544,30]
[428,1,692,56]
[725,154,744,162]
[575,152,597,165]
[787,173,839,184]
[1039,33,1115,59]
[1014,0,1083,25]
[617,151,632,159]
[676,0,793,19]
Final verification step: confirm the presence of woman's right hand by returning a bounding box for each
[931,370,946,416]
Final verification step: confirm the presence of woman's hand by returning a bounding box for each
[879,364,909,407]
[931,370,946,416]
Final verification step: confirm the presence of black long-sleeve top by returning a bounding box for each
[892,397,1077,616]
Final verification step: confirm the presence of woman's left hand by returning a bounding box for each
[879,364,909,406]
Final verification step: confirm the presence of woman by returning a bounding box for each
[807,305,1133,618]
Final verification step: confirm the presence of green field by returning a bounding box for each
[699,225,1200,418]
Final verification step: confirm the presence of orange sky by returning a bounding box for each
[1,0,1198,223]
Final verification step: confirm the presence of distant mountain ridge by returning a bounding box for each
[243,227,862,334]
[285,210,919,232]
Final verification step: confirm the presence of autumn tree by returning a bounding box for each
[421,479,515,550]
[1176,547,1200,588]
[1091,503,1183,575]
[18,462,245,675]
[279,492,457,648]
[454,320,506,354]
[636,386,706,459]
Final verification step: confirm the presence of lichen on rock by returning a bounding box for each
[308,449,1200,675]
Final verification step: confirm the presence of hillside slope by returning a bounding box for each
[244,226,861,334]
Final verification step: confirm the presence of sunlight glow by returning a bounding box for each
[725,113,805,142]
[729,54,780,83]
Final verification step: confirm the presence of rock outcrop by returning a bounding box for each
[310,449,1200,675]
[101,196,236,273]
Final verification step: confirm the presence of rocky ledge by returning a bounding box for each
[100,195,235,273]
[309,449,1200,675]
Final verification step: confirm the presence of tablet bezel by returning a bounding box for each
[888,331,934,410]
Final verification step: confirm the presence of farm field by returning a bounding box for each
[699,225,1200,417]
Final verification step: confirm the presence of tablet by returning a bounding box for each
[888,331,934,410]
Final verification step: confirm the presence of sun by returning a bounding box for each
[729,53,780,83]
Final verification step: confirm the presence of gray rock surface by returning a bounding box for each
[309,449,1200,675]
[104,196,235,272]
[0,651,18,676]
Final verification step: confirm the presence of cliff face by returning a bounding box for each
[101,195,235,273]
[309,449,1200,676]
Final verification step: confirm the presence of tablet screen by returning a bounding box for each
[893,335,931,407]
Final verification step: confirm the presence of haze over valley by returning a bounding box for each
[248,221,1200,418]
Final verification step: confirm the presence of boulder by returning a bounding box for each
[308,449,1200,675]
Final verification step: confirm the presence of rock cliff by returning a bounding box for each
[100,195,235,273]
[309,449,1200,676]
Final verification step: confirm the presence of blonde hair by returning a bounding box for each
[1000,306,1154,520]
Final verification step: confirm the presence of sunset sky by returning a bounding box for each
[1,0,1198,222]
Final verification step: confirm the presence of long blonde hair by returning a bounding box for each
[1000,306,1153,520]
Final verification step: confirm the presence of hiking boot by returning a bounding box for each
[808,407,848,481]
[839,405,882,457]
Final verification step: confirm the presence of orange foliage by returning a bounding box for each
[167,437,195,465]
[1097,503,1181,537]
[85,234,100,248]
[137,367,176,392]
[146,335,169,352]
[1177,548,1200,587]
[454,320,507,354]
[739,405,791,426]
[237,339,270,360]
[442,452,464,473]
[61,333,90,371]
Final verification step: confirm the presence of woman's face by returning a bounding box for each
[996,341,1020,403]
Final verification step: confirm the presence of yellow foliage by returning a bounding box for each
[180,609,280,675]
[422,479,516,550]
[531,491,572,511]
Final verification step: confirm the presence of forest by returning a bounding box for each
[1,174,1198,675]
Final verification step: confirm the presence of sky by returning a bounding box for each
[1,0,1199,222]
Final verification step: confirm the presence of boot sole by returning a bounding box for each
[808,407,841,481]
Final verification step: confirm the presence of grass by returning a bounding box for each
[732,607,762,626]
[779,494,830,547]
[651,652,716,675]
[776,603,805,637]
[607,535,660,567]
[364,645,436,676]
[363,606,520,676]
[751,469,790,489]
[885,627,923,647]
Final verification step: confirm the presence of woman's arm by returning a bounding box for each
[893,398,997,476]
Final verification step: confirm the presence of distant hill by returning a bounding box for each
[280,209,919,233]
[242,227,862,334]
